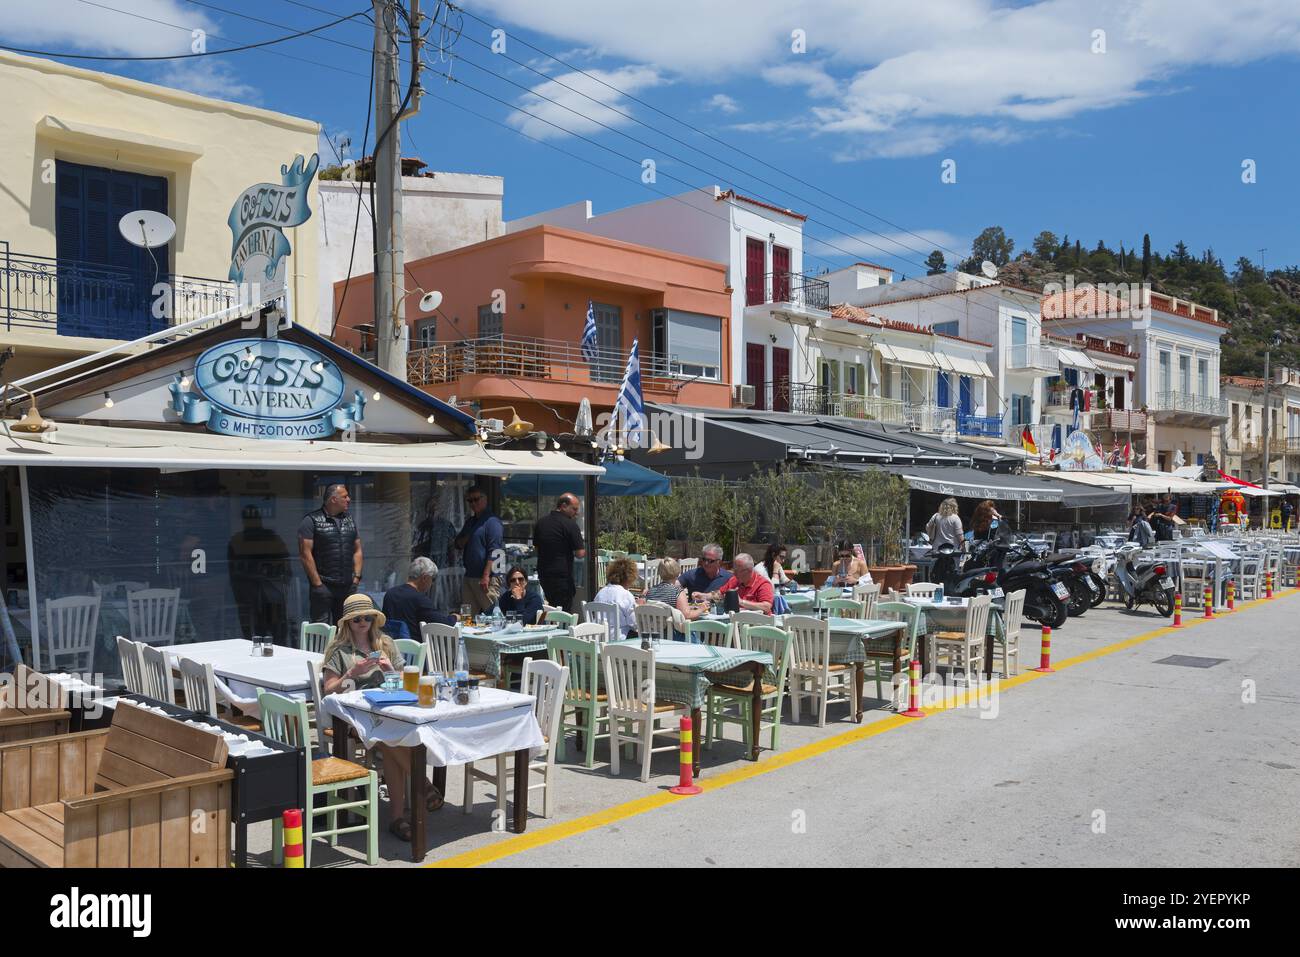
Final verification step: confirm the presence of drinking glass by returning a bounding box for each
[402,666,420,694]
[459,604,472,624]
[418,675,436,707]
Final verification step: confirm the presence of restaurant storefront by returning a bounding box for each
[0,317,601,678]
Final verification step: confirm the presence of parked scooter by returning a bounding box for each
[953,538,1070,628]
[1112,542,1176,616]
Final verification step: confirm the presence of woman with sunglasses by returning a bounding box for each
[830,541,870,587]
[497,564,545,624]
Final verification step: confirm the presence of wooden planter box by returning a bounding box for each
[0,666,70,745]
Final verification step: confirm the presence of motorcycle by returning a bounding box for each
[1112,542,1176,616]
[953,538,1070,628]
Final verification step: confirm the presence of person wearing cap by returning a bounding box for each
[319,594,442,840]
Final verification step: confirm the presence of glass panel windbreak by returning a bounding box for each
[23,467,476,681]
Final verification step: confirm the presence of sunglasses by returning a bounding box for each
[466,497,483,504]
[838,553,853,559]
[509,576,526,583]
[701,557,721,564]
[350,616,374,624]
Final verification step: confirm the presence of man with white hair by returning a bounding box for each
[679,542,733,599]
[381,556,455,641]
[713,553,774,615]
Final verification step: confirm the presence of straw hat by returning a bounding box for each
[337,593,386,629]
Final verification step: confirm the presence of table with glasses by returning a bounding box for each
[323,686,544,861]
[776,588,816,613]
[461,624,570,680]
[605,639,770,772]
[902,596,1005,680]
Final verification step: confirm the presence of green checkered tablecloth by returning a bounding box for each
[606,640,772,710]
[462,626,568,678]
[822,617,909,665]
[780,591,816,612]
[907,600,1005,641]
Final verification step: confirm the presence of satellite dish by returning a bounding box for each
[118,210,176,249]
[980,260,998,279]
[418,290,443,313]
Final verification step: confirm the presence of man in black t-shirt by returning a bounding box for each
[532,493,586,612]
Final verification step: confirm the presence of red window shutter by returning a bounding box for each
[771,347,791,411]
[746,342,767,409]
[771,246,790,302]
[745,238,765,306]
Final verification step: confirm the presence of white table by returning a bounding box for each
[165,639,320,700]
[323,687,542,859]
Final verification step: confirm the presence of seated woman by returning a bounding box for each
[592,557,639,640]
[829,541,871,587]
[756,543,792,586]
[497,565,545,623]
[641,557,706,639]
[319,594,440,841]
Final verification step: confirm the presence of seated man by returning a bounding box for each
[382,557,455,641]
[680,542,734,601]
[711,553,774,615]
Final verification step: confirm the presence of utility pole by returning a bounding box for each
[372,0,422,381]
[1261,343,1273,493]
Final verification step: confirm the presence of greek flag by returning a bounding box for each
[614,338,647,448]
[581,300,598,364]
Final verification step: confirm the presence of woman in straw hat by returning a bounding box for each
[320,594,443,841]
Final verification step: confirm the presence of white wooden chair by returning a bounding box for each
[1237,557,1262,601]
[582,601,622,640]
[1180,559,1209,610]
[731,610,773,649]
[931,594,992,686]
[571,622,607,644]
[464,657,568,820]
[299,622,334,655]
[41,595,101,673]
[127,588,180,647]
[421,621,494,686]
[306,659,331,755]
[854,581,881,618]
[177,656,218,718]
[633,601,675,643]
[641,559,662,592]
[785,615,858,727]
[907,582,941,600]
[115,635,146,694]
[433,567,466,610]
[93,580,148,600]
[998,589,1026,677]
[139,643,175,704]
[678,558,699,575]
[602,643,684,782]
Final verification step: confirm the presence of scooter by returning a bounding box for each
[955,538,1070,628]
[1112,542,1176,617]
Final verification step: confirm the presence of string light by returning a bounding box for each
[179,374,190,390]
[372,391,382,401]
[426,414,435,424]
[103,392,114,409]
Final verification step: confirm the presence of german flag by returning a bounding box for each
[1020,426,1038,455]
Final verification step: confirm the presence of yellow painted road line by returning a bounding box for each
[428,590,1299,868]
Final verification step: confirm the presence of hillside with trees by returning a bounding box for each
[935,228,1300,377]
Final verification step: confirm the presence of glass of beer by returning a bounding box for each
[402,665,420,694]
[418,674,436,707]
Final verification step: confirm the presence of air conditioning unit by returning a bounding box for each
[732,383,756,407]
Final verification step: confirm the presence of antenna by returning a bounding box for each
[118,210,176,250]
[980,260,998,280]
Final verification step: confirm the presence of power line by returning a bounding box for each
[2,4,370,61]
[181,0,374,56]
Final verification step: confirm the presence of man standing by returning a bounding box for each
[533,492,586,612]
[679,543,733,601]
[228,506,291,645]
[454,485,504,615]
[298,484,363,625]
[383,557,455,641]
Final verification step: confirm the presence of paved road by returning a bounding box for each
[245,592,1300,867]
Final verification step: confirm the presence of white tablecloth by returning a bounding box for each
[321,688,543,767]
[165,639,319,699]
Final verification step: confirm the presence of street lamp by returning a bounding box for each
[1262,332,1282,494]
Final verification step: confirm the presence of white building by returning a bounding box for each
[1218,370,1300,486]
[317,165,503,337]
[507,186,825,410]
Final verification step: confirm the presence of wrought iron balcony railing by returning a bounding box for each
[745,270,830,312]
[1151,391,1227,418]
[785,383,909,424]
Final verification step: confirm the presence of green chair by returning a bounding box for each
[823,598,866,619]
[544,609,578,629]
[395,638,426,672]
[686,619,732,647]
[873,601,922,704]
[547,634,608,769]
[260,690,378,867]
[815,587,842,610]
[300,622,334,654]
[705,625,791,752]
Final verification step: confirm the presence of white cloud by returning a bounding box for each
[806,227,968,263]
[763,63,839,98]
[1,0,216,57]
[705,93,741,114]
[156,59,258,103]
[506,65,663,140]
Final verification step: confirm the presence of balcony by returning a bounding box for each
[785,383,909,424]
[957,413,1005,439]
[1,243,239,341]
[1150,391,1227,426]
[745,270,830,314]
[1005,343,1061,375]
[1289,436,1300,455]
[1094,408,1147,433]
[1241,438,1287,461]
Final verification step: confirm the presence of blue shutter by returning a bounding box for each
[959,376,972,416]
[936,372,950,408]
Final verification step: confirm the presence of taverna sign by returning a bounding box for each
[227,153,319,301]
[170,339,368,440]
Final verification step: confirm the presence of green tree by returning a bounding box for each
[1031,231,1059,261]
[924,250,946,275]
[970,226,1015,267]
[1142,233,1151,279]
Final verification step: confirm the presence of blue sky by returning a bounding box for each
[4,0,1300,277]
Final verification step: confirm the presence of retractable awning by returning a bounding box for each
[0,421,605,476]
[875,464,1129,507]
[935,354,992,378]
[1058,348,1100,372]
[877,343,938,369]
[502,458,669,497]
[1091,356,1134,374]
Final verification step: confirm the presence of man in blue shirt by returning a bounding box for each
[382,557,455,641]
[455,485,504,614]
[679,543,734,600]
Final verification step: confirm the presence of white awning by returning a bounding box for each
[1058,348,1099,373]
[0,421,605,476]
[946,355,991,378]
[1033,468,1226,495]
[876,343,938,369]
[1091,356,1135,374]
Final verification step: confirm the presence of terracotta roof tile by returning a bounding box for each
[716,189,807,222]
[829,304,992,348]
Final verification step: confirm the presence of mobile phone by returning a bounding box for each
[368,650,382,659]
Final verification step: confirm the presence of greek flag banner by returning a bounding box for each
[614,339,647,448]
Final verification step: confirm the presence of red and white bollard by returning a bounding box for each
[1203,585,1214,619]
[1266,571,1274,599]
[282,808,304,868]
[901,659,926,718]
[1226,580,1235,612]
[1172,591,1183,628]
[669,716,702,795]
[1032,625,1054,673]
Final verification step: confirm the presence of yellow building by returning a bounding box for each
[0,51,321,382]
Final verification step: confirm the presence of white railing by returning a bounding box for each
[1006,343,1060,372]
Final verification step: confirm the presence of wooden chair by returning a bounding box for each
[686,619,733,648]
[814,587,842,610]
[126,588,180,648]
[633,602,675,643]
[823,598,866,620]
[907,582,941,599]
[854,581,881,618]
[547,634,608,768]
[602,643,684,783]
[544,609,577,629]
[873,602,922,706]
[931,595,992,686]
[299,622,334,655]
[139,644,175,704]
[571,622,607,644]
[464,657,568,820]
[177,657,218,718]
[115,636,146,695]
[0,665,71,744]
[998,589,1026,677]
[395,638,426,672]
[0,701,233,867]
[261,691,378,867]
[421,622,494,686]
[785,615,858,727]
[730,611,772,648]
[705,625,791,752]
[582,601,622,640]
[40,595,101,674]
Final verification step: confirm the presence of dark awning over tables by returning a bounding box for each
[873,465,1130,507]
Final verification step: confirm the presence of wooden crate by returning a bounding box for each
[0,666,70,745]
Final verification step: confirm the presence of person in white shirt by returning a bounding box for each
[592,557,639,639]
[756,542,792,586]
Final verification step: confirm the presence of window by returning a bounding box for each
[414,317,436,349]
[1198,358,1208,396]
[1231,403,1240,439]
[477,304,502,339]
[1159,351,1171,394]
[1179,354,1190,394]
[662,310,721,380]
[933,321,959,337]
[1011,393,1032,425]
[590,302,622,382]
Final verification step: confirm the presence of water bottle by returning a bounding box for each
[491,605,504,632]
[933,582,944,603]
[456,632,468,673]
